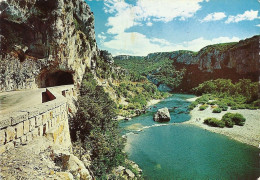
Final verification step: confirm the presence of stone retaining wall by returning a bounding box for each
[0,85,75,154]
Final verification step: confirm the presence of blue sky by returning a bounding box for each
[86,0,259,56]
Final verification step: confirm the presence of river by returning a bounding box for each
[120,94,260,179]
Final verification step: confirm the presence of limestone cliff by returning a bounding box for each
[114,35,259,92]
[0,0,97,91]
[170,36,259,75]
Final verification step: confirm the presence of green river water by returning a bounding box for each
[120,94,260,180]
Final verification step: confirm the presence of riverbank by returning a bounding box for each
[117,98,163,120]
[185,98,260,147]
[147,99,161,107]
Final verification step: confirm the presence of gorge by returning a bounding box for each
[0,0,259,179]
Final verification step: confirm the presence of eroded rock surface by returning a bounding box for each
[0,136,92,180]
[0,0,98,91]
[153,107,171,122]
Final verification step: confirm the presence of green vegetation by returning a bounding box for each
[114,55,186,90]
[188,101,199,110]
[114,55,171,76]
[199,104,208,111]
[70,69,126,178]
[212,107,222,113]
[112,81,169,117]
[200,42,237,55]
[204,112,246,128]
[222,113,246,127]
[192,79,259,110]
[151,66,186,89]
[204,118,225,128]
[94,51,169,117]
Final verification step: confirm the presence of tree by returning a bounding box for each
[70,68,126,178]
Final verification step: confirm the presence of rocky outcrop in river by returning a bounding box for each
[154,108,171,122]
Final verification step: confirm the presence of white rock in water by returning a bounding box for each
[153,107,171,122]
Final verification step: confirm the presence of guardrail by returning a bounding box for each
[0,85,75,154]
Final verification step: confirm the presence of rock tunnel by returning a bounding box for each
[43,71,74,87]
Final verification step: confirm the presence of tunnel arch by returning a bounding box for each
[43,71,74,87]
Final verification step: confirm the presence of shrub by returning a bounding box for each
[204,118,225,128]
[127,103,136,110]
[189,101,199,110]
[252,99,260,108]
[217,103,228,111]
[221,113,235,127]
[221,112,246,127]
[221,106,228,111]
[232,113,246,126]
[212,107,222,113]
[245,104,258,110]
[231,105,238,110]
[196,95,210,104]
[208,101,216,105]
[199,104,208,111]
[223,118,235,127]
[237,104,246,109]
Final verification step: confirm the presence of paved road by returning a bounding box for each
[0,88,46,115]
[0,85,74,115]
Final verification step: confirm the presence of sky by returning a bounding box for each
[86,0,260,56]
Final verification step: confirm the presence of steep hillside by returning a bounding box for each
[115,35,259,92]
[94,50,169,118]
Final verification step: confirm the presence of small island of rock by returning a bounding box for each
[153,107,171,122]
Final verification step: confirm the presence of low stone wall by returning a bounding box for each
[0,85,75,154]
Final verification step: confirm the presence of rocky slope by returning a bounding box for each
[0,1,143,179]
[0,0,97,91]
[115,35,259,92]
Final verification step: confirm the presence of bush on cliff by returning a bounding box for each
[70,68,126,178]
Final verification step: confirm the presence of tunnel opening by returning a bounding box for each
[44,71,74,87]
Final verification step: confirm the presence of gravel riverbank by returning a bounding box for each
[185,97,260,148]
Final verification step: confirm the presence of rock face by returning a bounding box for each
[0,0,98,91]
[114,36,259,92]
[154,108,171,122]
[99,50,114,64]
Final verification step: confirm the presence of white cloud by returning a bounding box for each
[225,10,259,23]
[136,0,204,22]
[104,0,206,34]
[103,32,165,56]
[98,0,235,56]
[103,33,240,56]
[201,12,226,22]
[97,33,107,42]
[174,36,240,52]
[256,24,260,27]
[150,38,171,46]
